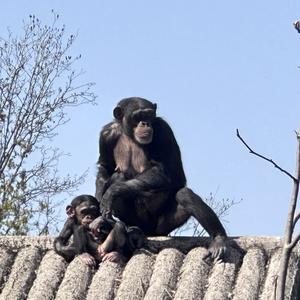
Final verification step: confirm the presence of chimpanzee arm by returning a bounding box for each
[54,218,77,260]
[54,219,99,261]
[150,117,187,190]
[99,164,170,216]
[96,122,122,200]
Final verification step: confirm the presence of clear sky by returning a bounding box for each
[1,1,300,237]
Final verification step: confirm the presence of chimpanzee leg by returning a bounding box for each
[100,221,127,253]
[100,164,169,217]
[155,202,190,235]
[156,187,227,260]
[99,182,131,217]
[175,187,227,238]
[103,172,127,196]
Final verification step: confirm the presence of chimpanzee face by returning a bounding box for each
[75,201,99,226]
[131,109,155,144]
[113,97,157,145]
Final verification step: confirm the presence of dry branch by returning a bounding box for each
[236,128,300,300]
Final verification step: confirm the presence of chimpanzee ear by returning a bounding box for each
[153,103,157,113]
[66,205,75,217]
[113,106,123,120]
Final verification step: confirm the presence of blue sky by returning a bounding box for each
[1,1,300,237]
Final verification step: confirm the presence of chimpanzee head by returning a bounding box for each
[113,97,157,145]
[66,195,99,226]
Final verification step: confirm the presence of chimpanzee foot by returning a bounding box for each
[203,235,227,263]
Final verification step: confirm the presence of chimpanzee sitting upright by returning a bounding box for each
[92,97,227,261]
[54,194,144,266]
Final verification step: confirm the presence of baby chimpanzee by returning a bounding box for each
[54,194,144,266]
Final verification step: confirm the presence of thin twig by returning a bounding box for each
[236,129,297,182]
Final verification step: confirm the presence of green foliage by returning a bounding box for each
[0,13,96,235]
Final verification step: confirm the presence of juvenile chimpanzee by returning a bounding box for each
[54,194,144,266]
[92,97,228,261]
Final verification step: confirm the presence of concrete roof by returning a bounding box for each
[0,236,299,300]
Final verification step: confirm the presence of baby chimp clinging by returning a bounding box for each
[54,194,144,266]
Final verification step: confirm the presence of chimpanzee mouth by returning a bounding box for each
[137,130,153,138]
[82,220,92,226]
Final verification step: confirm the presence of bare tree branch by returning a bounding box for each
[287,232,300,250]
[236,129,297,182]
[293,211,300,227]
[0,13,96,235]
[237,128,300,300]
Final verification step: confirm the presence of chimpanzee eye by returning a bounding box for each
[80,207,98,216]
[80,208,88,215]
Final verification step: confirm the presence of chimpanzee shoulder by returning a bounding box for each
[149,117,186,188]
[98,121,122,172]
[101,121,123,143]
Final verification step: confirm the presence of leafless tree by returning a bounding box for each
[237,129,300,300]
[0,12,96,235]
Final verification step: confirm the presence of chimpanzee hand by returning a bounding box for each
[79,252,97,267]
[203,235,227,263]
[89,215,111,237]
[102,251,123,263]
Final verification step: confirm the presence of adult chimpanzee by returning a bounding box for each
[54,194,145,266]
[92,97,227,260]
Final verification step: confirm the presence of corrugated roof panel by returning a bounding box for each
[0,236,298,300]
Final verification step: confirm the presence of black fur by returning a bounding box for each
[94,97,227,260]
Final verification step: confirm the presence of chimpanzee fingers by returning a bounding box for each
[203,245,227,265]
[102,253,113,262]
[102,251,121,263]
[87,258,96,267]
[79,253,96,267]
[212,247,226,262]
[202,251,212,263]
[89,216,101,234]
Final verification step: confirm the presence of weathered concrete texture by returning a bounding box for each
[115,250,156,300]
[144,248,184,300]
[232,247,266,300]
[0,246,42,300]
[260,249,300,300]
[0,236,299,300]
[55,256,93,300]
[0,248,15,290]
[0,235,53,250]
[86,261,125,300]
[27,250,67,300]
[204,247,242,300]
[174,247,211,300]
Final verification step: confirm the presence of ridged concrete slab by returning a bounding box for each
[232,247,266,300]
[27,250,67,300]
[115,250,155,300]
[0,236,298,300]
[86,261,125,300]
[144,248,184,300]
[0,247,42,300]
[174,247,211,300]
